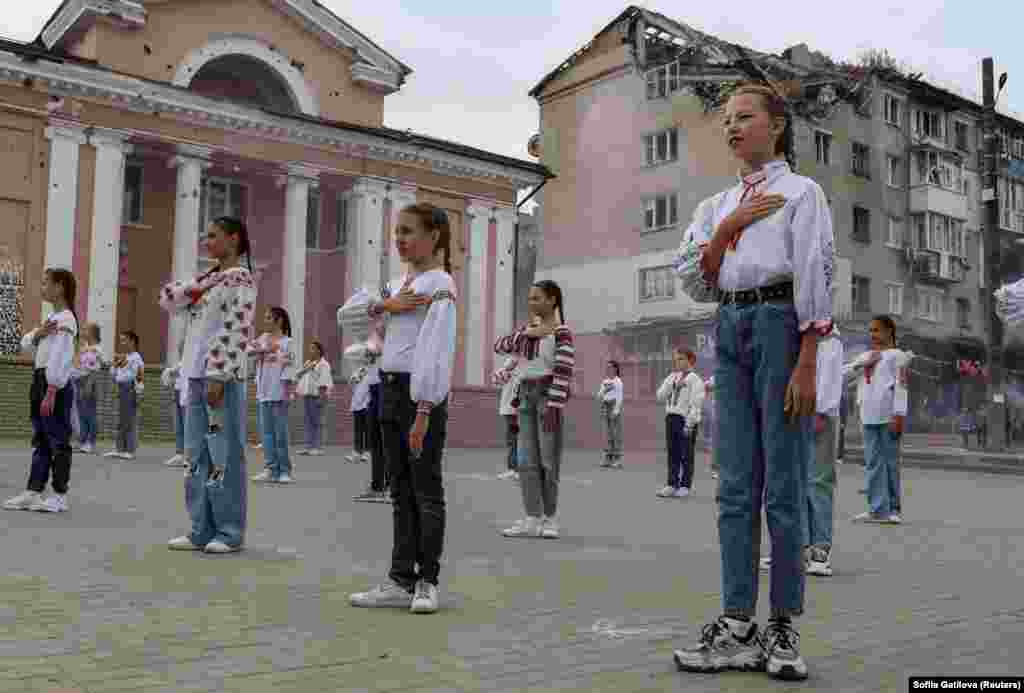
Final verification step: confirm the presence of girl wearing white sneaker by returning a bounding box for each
[296,340,332,456]
[4,268,79,514]
[347,368,371,464]
[598,361,624,468]
[74,323,102,454]
[497,280,576,540]
[106,332,143,460]
[247,308,297,483]
[348,203,457,614]
[160,216,257,554]
[656,348,704,498]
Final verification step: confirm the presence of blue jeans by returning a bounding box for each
[77,396,98,446]
[803,416,837,548]
[863,424,900,515]
[303,395,324,450]
[715,301,810,619]
[174,397,185,454]
[518,379,564,517]
[889,440,902,514]
[256,400,265,443]
[260,401,291,478]
[184,378,247,548]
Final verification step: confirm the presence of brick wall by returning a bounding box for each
[0,358,669,451]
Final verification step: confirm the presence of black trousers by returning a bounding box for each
[353,410,368,452]
[367,383,387,491]
[29,369,74,494]
[665,414,694,489]
[380,372,448,588]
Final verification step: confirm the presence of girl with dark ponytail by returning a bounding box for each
[159,216,257,554]
[495,279,576,540]
[247,306,297,483]
[4,268,80,513]
[348,201,458,615]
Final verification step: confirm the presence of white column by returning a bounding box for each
[87,128,132,357]
[343,178,388,295]
[42,120,88,319]
[465,202,492,386]
[167,145,212,364]
[277,163,319,357]
[493,206,518,340]
[386,183,417,286]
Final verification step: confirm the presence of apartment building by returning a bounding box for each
[528,5,1024,421]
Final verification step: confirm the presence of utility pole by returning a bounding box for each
[983,58,1006,449]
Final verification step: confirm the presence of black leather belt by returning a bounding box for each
[380,371,410,385]
[720,281,793,305]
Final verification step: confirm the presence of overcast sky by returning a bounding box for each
[2,1,1021,163]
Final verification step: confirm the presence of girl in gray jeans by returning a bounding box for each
[598,361,624,468]
[497,280,576,540]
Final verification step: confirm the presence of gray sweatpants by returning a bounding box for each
[518,380,563,518]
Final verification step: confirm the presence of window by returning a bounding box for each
[852,142,871,178]
[886,283,904,316]
[886,155,902,187]
[852,275,871,313]
[815,131,832,165]
[886,217,904,248]
[956,298,970,328]
[955,121,969,152]
[122,160,144,224]
[645,60,683,99]
[918,290,943,322]
[335,193,349,248]
[644,129,679,166]
[200,178,247,231]
[914,109,944,140]
[306,188,321,249]
[883,94,902,126]
[852,206,871,242]
[643,193,679,231]
[639,266,676,302]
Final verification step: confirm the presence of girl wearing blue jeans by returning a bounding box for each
[74,323,102,454]
[161,216,257,554]
[248,307,296,483]
[673,83,834,681]
[106,332,143,460]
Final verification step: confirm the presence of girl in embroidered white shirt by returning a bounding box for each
[3,268,79,514]
[672,83,834,681]
[248,307,297,483]
[656,348,705,497]
[348,202,457,616]
[295,339,333,457]
[161,216,257,554]
[598,361,625,468]
[105,331,144,460]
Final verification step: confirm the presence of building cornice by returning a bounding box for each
[0,49,545,189]
[41,0,147,50]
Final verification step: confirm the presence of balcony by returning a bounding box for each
[909,184,967,220]
[1000,207,1024,234]
[912,249,964,285]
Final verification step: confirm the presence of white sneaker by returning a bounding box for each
[277,474,294,484]
[308,449,324,457]
[344,453,359,463]
[251,470,273,482]
[760,556,772,571]
[79,444,94,454]
[120,453,135,460]
[164,454,184,467]
[852,511,888,523]
[360,452,371,463]
[204,540,241,554]
[103,451,120,458]
[252,443,263,450]
[30,494,68,513]
[3,490,41,511]
[168,536,202,551]
[541,517,560,539]
[657,485,675,498]
[711,471,719,479]
[296,449,310,456]
[350,581,414,608]
[886,513,903,524]
[674,487,691,498]
[497,470,517,480]
[502,516,542,538]
[806,547,833,577]
[410,580,439,614]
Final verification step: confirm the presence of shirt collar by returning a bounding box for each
[736,159,790,188]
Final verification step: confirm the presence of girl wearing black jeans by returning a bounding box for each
[349,203,457,615]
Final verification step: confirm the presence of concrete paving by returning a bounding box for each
[0,444,1021,692]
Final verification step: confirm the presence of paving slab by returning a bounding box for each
[0,444,1021,692]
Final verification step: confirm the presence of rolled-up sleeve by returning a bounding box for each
[790,183,835,335]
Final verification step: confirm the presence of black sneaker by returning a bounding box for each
[673,617,765,673]
[762,620,808,681]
